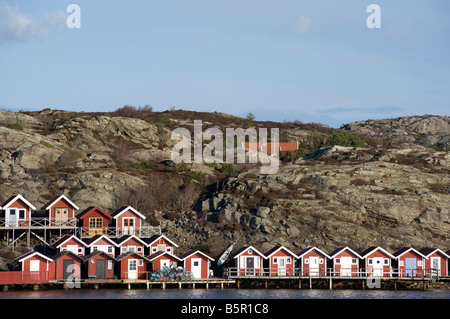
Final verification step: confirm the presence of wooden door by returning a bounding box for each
[96,259,106,279]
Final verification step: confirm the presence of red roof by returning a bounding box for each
[243,142,298,155]
[76,206,112,220]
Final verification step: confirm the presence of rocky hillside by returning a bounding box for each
[342,115,450,151]
[0,108,448,266]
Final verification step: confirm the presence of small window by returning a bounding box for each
[138,259,143,266]
[417,260,423,267]
[107,260,113,270]
[305,258,309,264]
[336,258,340,264]
[319,259,324,264]
[30,260,40,271]
[384,258,389,265]
[108,246,113,254]
[152,247,157,253]
[352,259,357,264]
[194,261,199,267]
[287,257,291,264]
[399,260,404,266]
[166,247,171,253]
[122,247,127,253]
[18,209,26,220]
[93,246,98,251]
[137,247,142,253]
[368,259,373,265]
[78,248,83,254]
[273,257,278,264]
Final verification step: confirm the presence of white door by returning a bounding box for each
[278,258,286,276]
[340,257,352,276]
[431,257,441,276]
[8,209,18,227]
[160,259,171,269]
[309,257,319,276]
[123,218,135,235]
[128,259,138,279]
[372,257,384,277]
[191,258,202,279]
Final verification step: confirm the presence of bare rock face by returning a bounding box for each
[342,115,450,149]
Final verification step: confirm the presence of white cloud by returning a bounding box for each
[0,2,66,44]
[293,15,311,34]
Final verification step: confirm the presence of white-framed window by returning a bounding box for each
[305,258,309,264]
[108,246,113,254]
[319,258,324,264]
[336,258,340,264]
[78,247,84,254]
[152,247,157,253]
[273,257,278,264]
[384,258,389,265]
[93,246,98,251]
[352,258,357,264]
[417,260,423,267]
[18,209,26,220]
[121,247,127,253]
[368,258,373,265]
[138,259,143,266]
[399,260,404,266]
[107,260,113,270]
[30,260,40,271]
[129,259,137,271]
[137,247,143,253]
[166,247,171,253]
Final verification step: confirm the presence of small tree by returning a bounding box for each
[246,112,255,121]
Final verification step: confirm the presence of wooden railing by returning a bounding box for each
[224,268,440,279]
[79,226,161,238]
[0,271,49,284]
[0,217,78,228]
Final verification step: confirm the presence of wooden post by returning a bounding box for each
[362,279,365,290]
[298,279,301,289]
[179,282,182,289]
[162,282,166,289]
[237,279,240,289]
[265,280,268,289]
[329,277,332,290]
[309,276,312,289]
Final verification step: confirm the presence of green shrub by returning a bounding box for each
[326,131,365,147]
[220,163,235,175]
[130,162,153,170]
[8,123,23,131]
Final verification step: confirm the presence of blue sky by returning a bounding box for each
[0,1,449,127]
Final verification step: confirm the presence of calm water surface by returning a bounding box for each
[1,288,449,299]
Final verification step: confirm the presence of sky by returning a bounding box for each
[0,1,449,128]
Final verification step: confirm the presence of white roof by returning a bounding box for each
[44,194,79,211]
[1,194,37,211]
[113,206,146,220]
